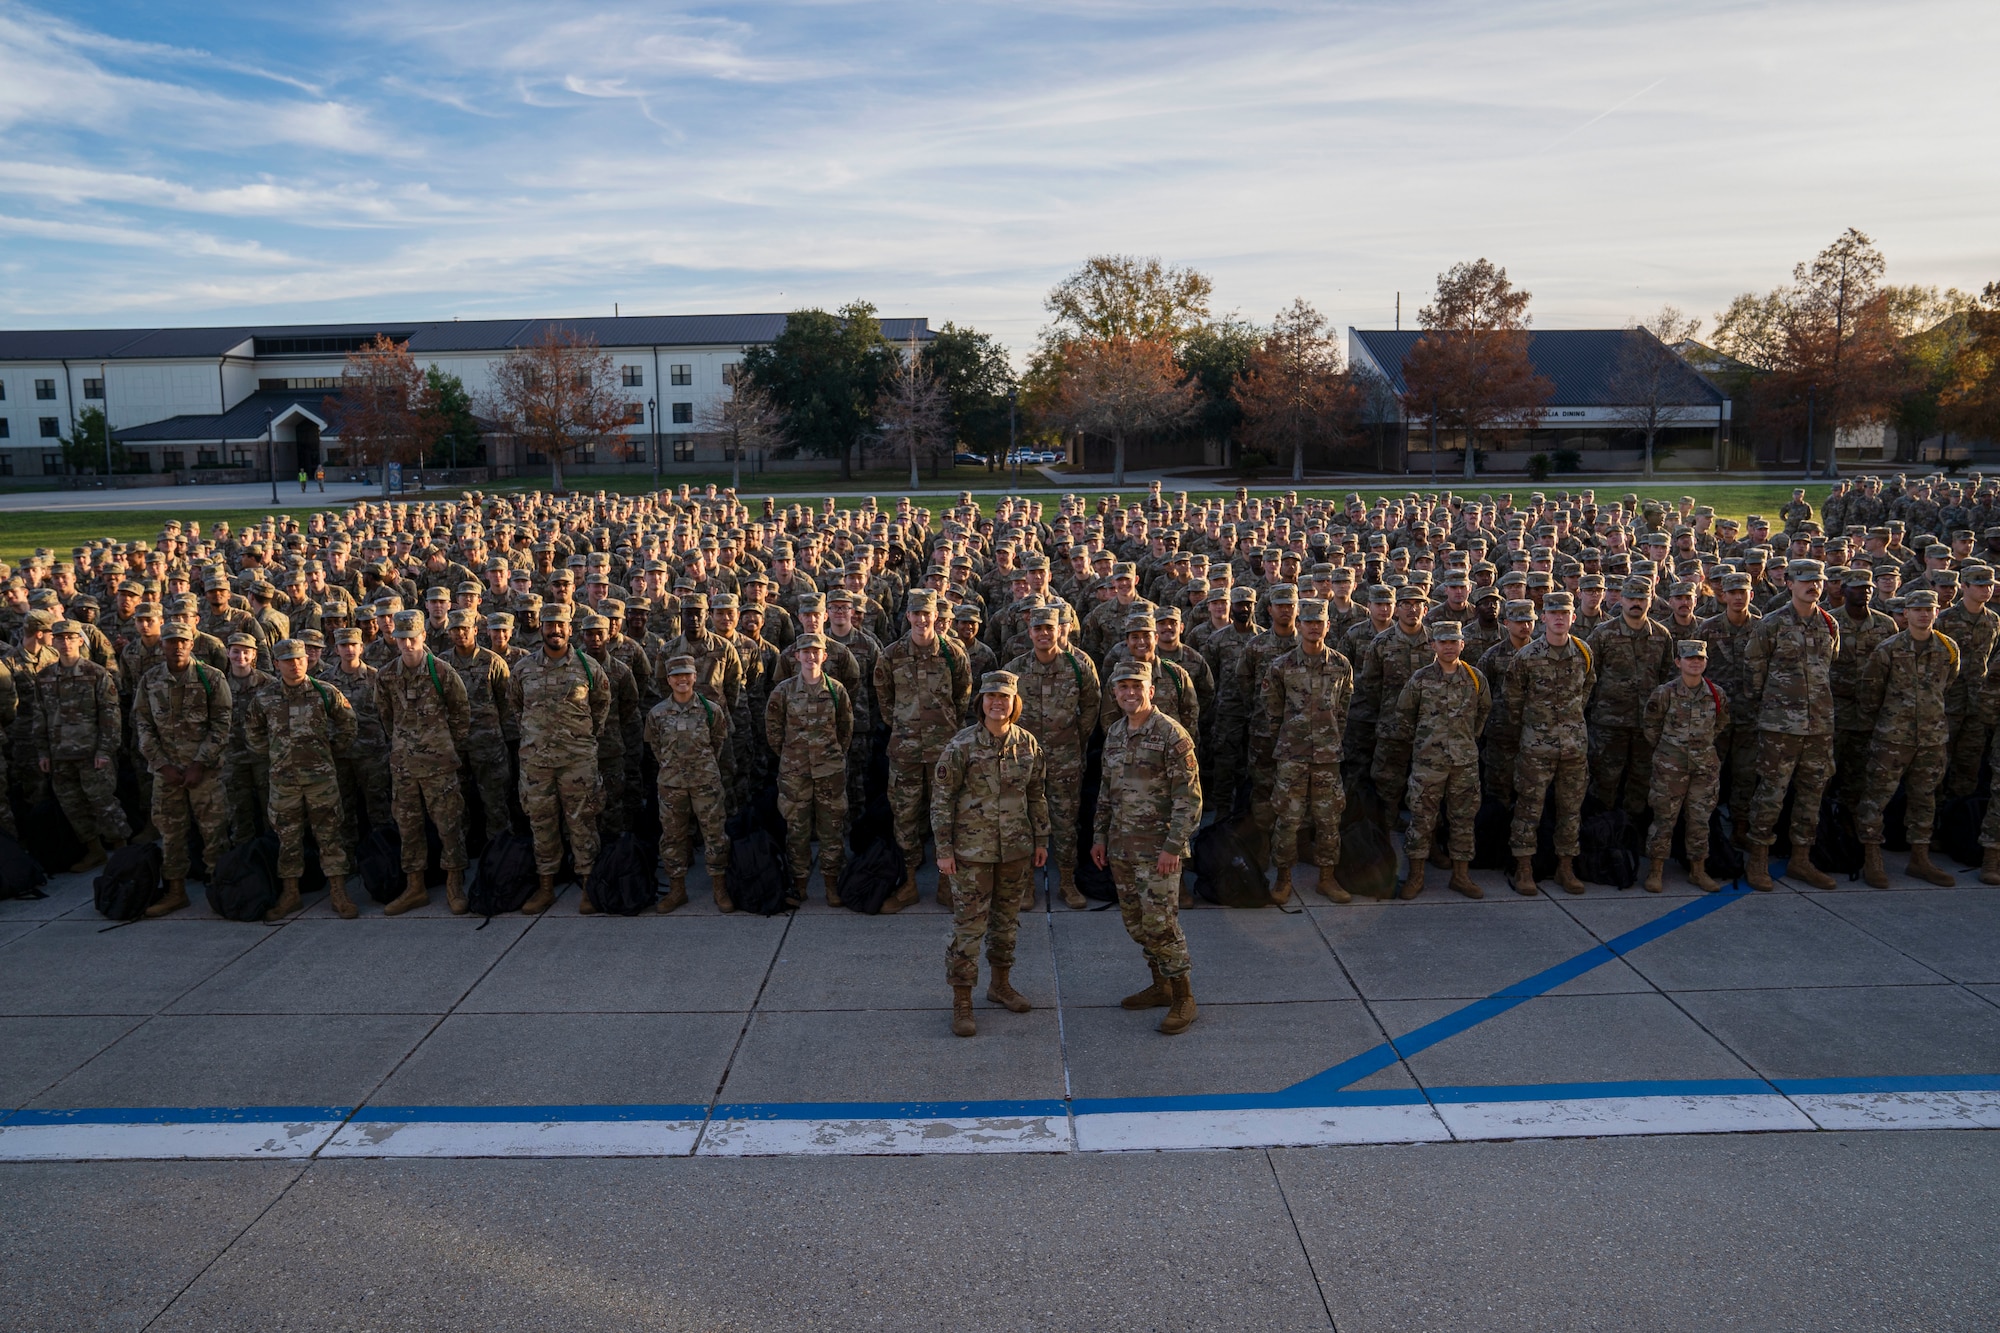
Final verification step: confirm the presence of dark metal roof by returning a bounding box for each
[0,314,932,362]
[113,388,341,445]
[1351,329,1722,407]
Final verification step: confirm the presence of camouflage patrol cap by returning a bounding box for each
[271,638,306,661]
[1429,620,1464,641]
[825,590,853,607]
[1029,606,1063,627]
[1107,659,1153,686]
[1124,610,1156,633]
[576,612,607,633]
[1542,592,1576,612]
[486,613,516,630]
[709,592,738,610]
[906,589,939,614]
[953,602,982,623]
[664,655,697,677]
[1578,573,1606,591]
[1502,598,1536,623]
[1666,581,1698,598]
[332,627,363,645]
[1932,569,1961,591]
[1678,640,1707,658]
[1397,584,1431,603]
[1904,588,1940,609]
[1228,587,1257,605]
[390,610,425,639]
[423,586,450,604]
[1473,584,1502,603]
[299,629,326,648]
[161,623,193,642]
[1439,571,1468,588]
[1297,599,1328,622]
[1622,576,1655,597]
[680,592,708,611]
[225,631,256,648]
[1963,565,1996,587]
[1741,547,1770,565]
[20,611,53,633]
[1268,583,1298,605]
[447,609,480,630]
[117,580,145,596]
[979,670,1020,697]
[540,603,573,624]
[796,593,825,614]
[793,633,827,653]
[1787,559,1826,580]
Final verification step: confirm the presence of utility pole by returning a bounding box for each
[1008,387,1018,489]
[649,397,660,488]
[265,408,279,504]
[100,361,112,479]
[1803,385,1815,481]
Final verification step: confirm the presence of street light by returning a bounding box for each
[265,408,278,505]
[1008,387,1018,489]
[649,397,660,488]
[99,360,111,481]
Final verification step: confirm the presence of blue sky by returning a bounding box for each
[0,0,1994,356]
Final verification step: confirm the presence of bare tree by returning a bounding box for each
[1608,306,1710,476]
[328,334,428,497]
[484,326,626,495]
[875,340,951,489]
[1231,299,1356,481]
[696,371,790,493]
[1399,258,1553,478]
[1042,336,1197,485]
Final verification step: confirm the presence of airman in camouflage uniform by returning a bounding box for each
[376,611,472,914]
[1094,659,1202,1035]
[221,635,272,843]
[1237,583,1300,831]
[1696,572,1764,818]
[131,623,232,917]
[509,604,611,913]
[1477,599,1536,805]
[1201,587,1261,814]
[441,609,516,837]
[652,592,744,811]
[765,635,853,907]
[1395,621,1490,899]
[1640,641,1729,894]
[1355,587,1434,813]
[934,670,1050,1037]
[1099,610,1199,738]
[649,655,732,913]
[1497,593,1595,896]
[323,628,393,848]
[1261,599,1354,903]
[34,619,129,870]
[872,589,973,909]
[1743,560,1841,891]
[1004,605,1100,909]
[1859,589,1959,888]
[1938,564,1999,797]
[579,611,640,837]
[245,640,359,916]
[1828,568,1899,807]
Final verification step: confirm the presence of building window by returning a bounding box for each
[35,379,56,400]
[670,364,692,386]
[0,454,12,476]
[622,366,644,387]
[0,420,8,438]
[0,380,8,400]
[671,401,693,424]
[672,436,695,462]
[258,377,340,391]
[622,401,645,425]
[163,450,184,472]
[38,417,59,438]
[41,453,61,474]
[83,378,104,400]
[198,448,218,465]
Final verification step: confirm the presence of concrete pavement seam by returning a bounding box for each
[134,1160,312,1333]
[690,906,795,1154]
[1039,874,1079,1153]
[1263,1147,1342,1332]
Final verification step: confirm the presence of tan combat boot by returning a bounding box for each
[145,877,190,918]
[986,965,1032,1013]
[824,868,844,910]
[786,877,810,909]
[1982,846,2000,886]
[444,868,467,915]
[1449,861,1482,899]
[1745,845,1776,891]
[1121,965,1170,1010]
[951,985,976,1037]
[1511,855,1540,897]
[1018,877,1034,911]
[1789,852,1836,891]
[1058,866,1086,910]
[1907,843,1956,888]
[1271,865,1293,905]
[383,869,428,916]
[1862,842,1889,889]
[326,875,359,920]
[1317,866,1351,904]
[1554,856,1586,895]
[1688,863,1722,893]
[936,873,954,911]
[264,876,302,922]
[1397,861,1426,900]
[1158,974,1198,1035]
[656,875,688,913]
[1643,858,1666,894]
[70,839,107,874]
[712,872,735,913]
[521,873,556,915]
[578,880,599,914]
[879,864,919,914]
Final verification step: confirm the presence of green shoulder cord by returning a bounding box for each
[425,652,445,703]
[191,662,213,700]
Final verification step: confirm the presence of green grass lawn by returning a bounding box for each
[0,509,285,566]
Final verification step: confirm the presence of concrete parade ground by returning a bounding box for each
[5,839,2000,1330]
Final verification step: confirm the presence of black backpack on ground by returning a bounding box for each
[838,835,905,915]
[727,796,792,916]
[468,829,538,920]
[1880,783,1910,853]
[17,795,84,878]
[357,825,404,905]
[91,841,160,919]
[1672,807,1745,882]
[1574,801,1641,889]
[1809,790,1864,879]
[1191,812,1272,908]
[1336,774,1398,900]
[585,833,658,915]
[1468,794,1516,871]
[0,830,48,901]
[1072,733,1118,903]
[1936,794,1985,868]
[208,834,280,922]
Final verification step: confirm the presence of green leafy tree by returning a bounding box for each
[739,302,897,480]
[423,366,483,468]
[919,322,1015,460]
[60,405,130,475]
[1178,317,1262,463]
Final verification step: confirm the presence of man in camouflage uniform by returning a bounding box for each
[1641,641,1728,894]
[1939,564,1999,797]
[1237,582,1299,831]
[1355,586,1433,814]
[653,591,744,812]
[1201,586,1261,814]
[324,627,393,848]
[1477,599,1535,805]
[1497,593,1594,896]
[1262,598,1354,903]
[35,619,129,870]
[872,588,972,910]
[649,654,732,913]
[1100,609,1199,738]
[131,623,232,918]
[1586,576,1675,817]
[1859,588,1959,888]
[245,640,359,916]
[509,604,611,914]
[442,608,516,837]
[1005,604,1099,910]
[1093,659,1202,1035]
[220,633,271,843]
[934,670,1050,1037]
[1697,571,1765,821]
[1743,559,1841,891]
[825,590,882,823]
[950,603,999,723]
[765,634,853,907]
[376,611,472,914]
[1395,620,1490,899]
[579,611,640,837]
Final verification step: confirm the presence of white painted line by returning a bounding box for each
[322,1118,705,1158]
[1792,1089,2000,1131]
[1075,1104,1451,1152]
[0,1119,343,1161]
[698,1115,1070,1156]
[1436,1093,1815,1140]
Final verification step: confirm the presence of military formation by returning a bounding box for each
[14,472,2000,1041]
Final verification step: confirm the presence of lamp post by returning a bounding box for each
[649,397,660,488]
[100,360,111,481]
[1008,387,1018,489]
[265,408,278,504]
[1803,385,1815,482]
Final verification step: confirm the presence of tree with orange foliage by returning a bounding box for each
[485,326,626,495]
[1398,259,1553,478]
[1043,337,1196,485]
[1940,283,2000,445]
[328,333,429,497]
[1232,299,1357,482]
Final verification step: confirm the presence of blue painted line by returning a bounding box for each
[3,1106,351,1126]
[351,1104,708,1123]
